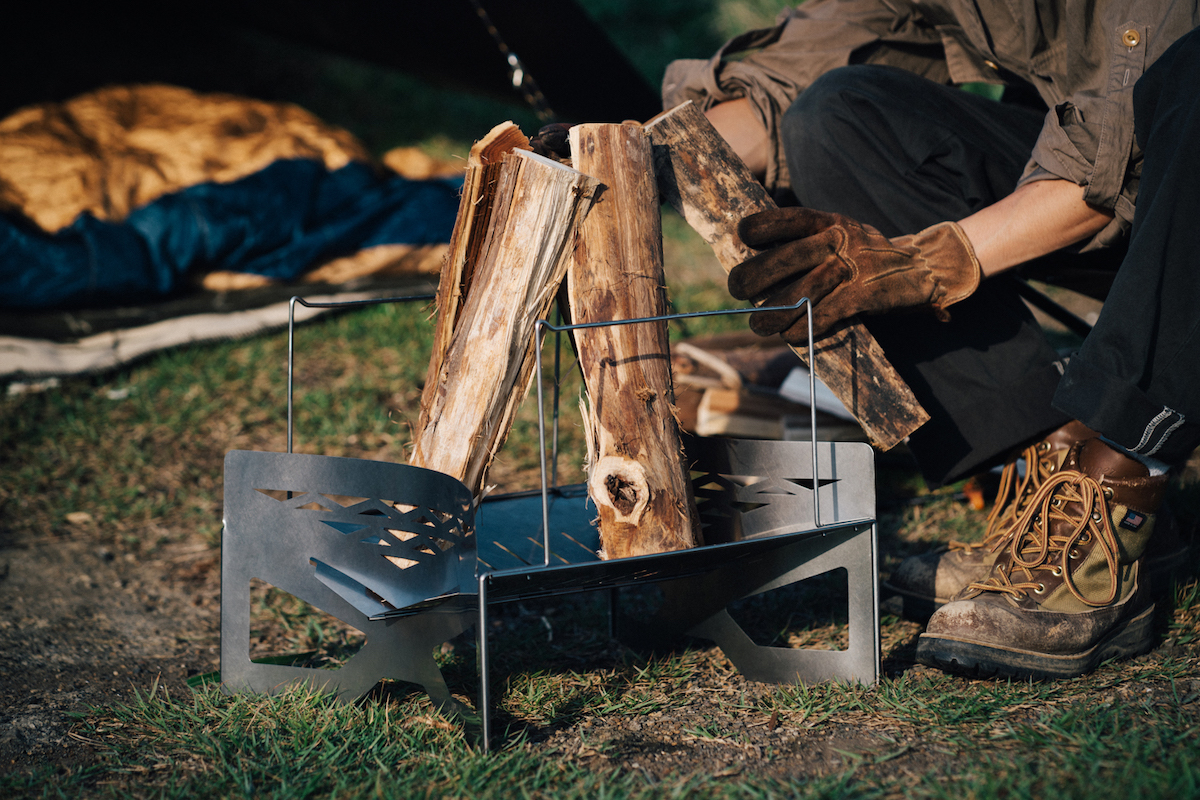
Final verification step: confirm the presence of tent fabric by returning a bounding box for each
[0,85,462,311]
[0,84,371,233]
[0,285,434,381]
[0,158,460,310]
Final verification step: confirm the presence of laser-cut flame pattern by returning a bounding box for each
[691,471,835,544]
[253,488,469,572]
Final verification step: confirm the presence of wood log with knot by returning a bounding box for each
[567,122,702,559]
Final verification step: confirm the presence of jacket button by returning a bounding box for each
[1122,29,1141,47]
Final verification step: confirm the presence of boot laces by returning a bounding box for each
[948,440,1058,554]
[965,469,1122,607]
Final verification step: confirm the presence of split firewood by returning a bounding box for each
[672,341,744,391]
[567,123,702,559]
[671,332,800,391]
[645,101,929,451]
[419,121,532,417]
[410,136,599,497]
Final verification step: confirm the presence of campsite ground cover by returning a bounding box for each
[4,246,1200,798]
[5,1,1200,796]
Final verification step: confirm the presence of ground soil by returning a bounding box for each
[0,482,919,782]
[2,284,1189,786]
[0,521,221,775]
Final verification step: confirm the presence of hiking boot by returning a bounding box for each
[915,438,1168,679]
[883,420,1097,619]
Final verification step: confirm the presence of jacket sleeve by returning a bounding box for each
[661,0,947,195]
[1021,4,1199,250]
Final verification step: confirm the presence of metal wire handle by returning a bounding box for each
[287,294,435,454]
[533,299,818,567]
[285,292,823,571]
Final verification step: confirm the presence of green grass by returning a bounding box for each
[1,301,437,553]
[5,147,1200,800]
[5,304,1200,794]
[6,3,1200,797]
[6,637,1200,799]
[0,685,875,799]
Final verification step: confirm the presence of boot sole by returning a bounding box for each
[914,604,1156,681]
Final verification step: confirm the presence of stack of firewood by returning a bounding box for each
[407,104,924,561]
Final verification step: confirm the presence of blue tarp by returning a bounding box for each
[0,159,460,310]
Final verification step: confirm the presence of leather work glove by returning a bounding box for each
[528,122,574,161]
[727,207,983,344]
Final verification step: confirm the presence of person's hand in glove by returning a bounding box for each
[727,207,983,344]
[529,123,574,161]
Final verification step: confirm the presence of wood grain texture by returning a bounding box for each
[645,102,929,451]
[567,123,702,559]
[411,148,598,495]
[419,122,531,420]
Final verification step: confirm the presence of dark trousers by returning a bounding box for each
[781,65,1071,485]
[1053,29,1200,466]
[779,57,1198,484]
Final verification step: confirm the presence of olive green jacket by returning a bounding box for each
[662,0,1199,249]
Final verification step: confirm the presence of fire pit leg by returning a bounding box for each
[219,450,477,715]
[686,521,880,684]
[476,574,494,752]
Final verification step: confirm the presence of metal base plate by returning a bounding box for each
[220,438,878,743]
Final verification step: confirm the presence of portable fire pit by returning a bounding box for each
[219,294,880,749]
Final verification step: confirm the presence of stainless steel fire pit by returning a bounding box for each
[219,295,879,748]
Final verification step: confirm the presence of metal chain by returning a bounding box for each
[468,0,557,121]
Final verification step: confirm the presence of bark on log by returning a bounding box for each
[411,146,599,496]
[568,123,702,559]
[645,102,929,451]
[419,121,532,418]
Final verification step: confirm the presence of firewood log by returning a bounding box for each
[645,102,929,451]
[411,141,599,497]
[567,122,702,559]
[419,121,532,417]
